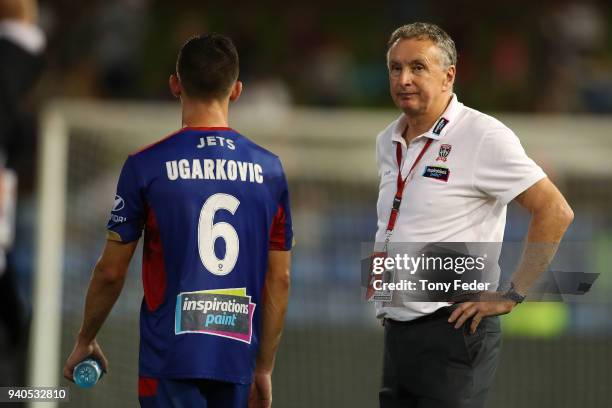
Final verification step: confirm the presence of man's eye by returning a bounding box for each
[413,65,424,72]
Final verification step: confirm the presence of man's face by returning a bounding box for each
[387,38,454,116]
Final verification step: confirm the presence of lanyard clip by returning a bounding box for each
[384,230,393,247]
[392,196,401,211]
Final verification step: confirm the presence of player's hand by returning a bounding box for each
[448,292,517,334]
[249,370,272,408]
[63,337,108,382]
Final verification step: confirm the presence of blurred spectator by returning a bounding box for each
[0,0,45,388]
[537,0,610,112]
[91,0,149,98]
[0,0,44,158]
[492,32,529,85]
[303,39,353,106]
[36,1,612,110]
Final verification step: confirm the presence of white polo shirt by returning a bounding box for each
[374,94,546,321]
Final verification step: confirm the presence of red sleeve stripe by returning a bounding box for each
[269,205,287,250]
[142,203,167,312]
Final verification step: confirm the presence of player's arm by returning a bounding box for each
[78,239,138,343]
[449,178,573,332]
[63,239,138,381]
[256,250,291,373]
[249,250,291,408]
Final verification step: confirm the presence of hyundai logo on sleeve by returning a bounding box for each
[112,195,125,212]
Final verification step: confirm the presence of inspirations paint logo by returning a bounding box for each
[175,288,256,344]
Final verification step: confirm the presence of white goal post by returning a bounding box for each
[27,106,68,407]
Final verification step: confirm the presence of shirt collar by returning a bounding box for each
[391,93,462,144]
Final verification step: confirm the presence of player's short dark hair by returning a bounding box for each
[176,33,239,100]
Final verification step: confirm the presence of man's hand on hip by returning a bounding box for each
[448,292,516,334]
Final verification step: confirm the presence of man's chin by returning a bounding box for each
[398,103,422,116]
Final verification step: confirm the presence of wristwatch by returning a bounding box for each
[503,282,526,304]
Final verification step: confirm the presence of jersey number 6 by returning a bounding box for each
[198,193,240,276]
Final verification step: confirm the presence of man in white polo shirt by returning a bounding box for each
[374,22,574,408]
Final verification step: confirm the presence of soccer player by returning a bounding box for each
[63,34,293,408]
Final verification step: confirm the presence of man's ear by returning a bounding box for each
[229,81,242,102]
[169,74,181,98]
[442,65,456,92]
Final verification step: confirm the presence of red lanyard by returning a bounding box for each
[385,138,433,238]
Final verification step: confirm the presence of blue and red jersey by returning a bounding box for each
[107,127,293,384]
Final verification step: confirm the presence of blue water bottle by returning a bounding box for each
[73,358,103,388]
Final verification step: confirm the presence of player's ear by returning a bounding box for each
[169,74,181,98]
[229,80,242,102]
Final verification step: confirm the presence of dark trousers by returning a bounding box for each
[380,307,501,408]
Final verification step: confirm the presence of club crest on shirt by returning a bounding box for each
[436,144,452,162]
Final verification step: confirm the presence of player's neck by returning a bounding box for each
[181,98,230,128]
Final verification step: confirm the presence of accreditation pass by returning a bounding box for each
[371,267,396,302]
[0,387,69,402]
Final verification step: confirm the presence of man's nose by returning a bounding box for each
[400,68,413,86]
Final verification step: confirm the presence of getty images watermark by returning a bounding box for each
[371,252,491,293]
[361,242,600,303]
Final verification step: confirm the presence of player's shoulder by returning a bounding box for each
[129,128,186,159]
[236,131,286,172]
[236,131,281,160]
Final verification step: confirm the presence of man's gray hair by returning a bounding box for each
[387,22,457,68]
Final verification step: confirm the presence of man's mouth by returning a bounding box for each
[398,92,418,98]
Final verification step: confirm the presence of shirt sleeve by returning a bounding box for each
[107,155,145,242]
[473,126,546,205]
[375,131,384,178]
[269,166,293,251]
